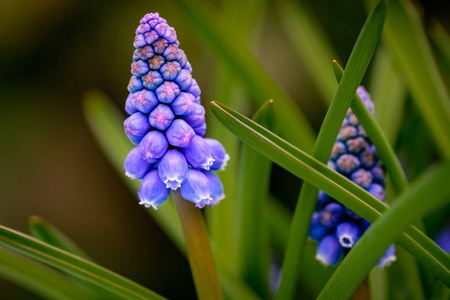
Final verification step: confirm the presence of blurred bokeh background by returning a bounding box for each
[1,0,449,298]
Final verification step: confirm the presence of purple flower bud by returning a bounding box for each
[357,124,367,137]
[317,190,331,207]
[193,123,207,137]
[371,164,385,183]
[347,113,359,126]
[136,45,155,60]
[336,221,361,248]
[144,30,159,45]
[160,61,181,81]
[201,170,225,205]
[327,161,337,171]
[125,93,138,115]
[344,207,362,220]
[136,23,151,35]
[138,170,170,209]
[152,38,168,55]
[181,136,215,170]
[163,44,179,60]
[131,90,158,113]
[165,119,196,148]
[338,126,357,141]
[176,49,187,67]
[127,76,143,93]
[181,103,205,128]
[148,55,165,70]
[124,112,151,145]
[171,92,195,116]
[351,168,373,189]
[360,219,371,231]
[368,183,385,201]
[204,138,229,171]
[174,69,193,91]
[331,141,346,160]
[320,203,344,228]
[336,154,360,174]
[155,81,180,104]
[357,86,374,113]
[155,23,177,43]
[377,245,396,268]
[149,104,174,130]
[158,149,188,190]
[133,34,146,48]
[131,60,150,77]
[125,147,154,179]
[309,212,330,242]
[142,71,163,90]
[183,61,193,73]
[359,146,377,168]
[346,137,369,155]
[180,169,212,208]
[139,130,168,163]
[186,79,201,98]
[316,235,343,266]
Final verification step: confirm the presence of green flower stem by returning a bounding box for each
[173,190,223,300]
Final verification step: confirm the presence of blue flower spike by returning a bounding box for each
[309,87,396,267]
[124,12,228,210]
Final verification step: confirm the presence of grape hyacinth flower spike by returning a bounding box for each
[309,87,396,267]
[123,13,228,209]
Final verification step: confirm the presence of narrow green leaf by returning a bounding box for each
[210,101,450,286]
[236,100,275,298]
[381,0,450,158]
[29,216,92,261]
[29,216,121,299]
[173,0,316,153]
[82,91,261,300]
[319,162,450,299]
[276,2,386,298]
[0,246,92,300]
[277,0,338,103]
[368,268,388,300]
[0,225,166,300]
[430,20,450,78]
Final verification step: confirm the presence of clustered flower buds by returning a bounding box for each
[124,13,229,209]
[309,87,396,267]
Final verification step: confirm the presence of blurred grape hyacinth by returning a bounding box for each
[309,87,396,267]
[124,13,228,209]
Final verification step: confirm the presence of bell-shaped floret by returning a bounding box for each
[320,203,344,228]
[368,183,386,201]
[139,130,168,163]
[138,169,170,209]
[204,138,229,171]
[193,123,207,137]
[155,81,180,104]
[158,149,188,190]
[336,154,361,175]
[124,147,154,179]
[125,93,138,115]
[201,171,225,205]
[351,168,373,189]
[316,235,343,266]
[317,191,331,208]
[165,119,195,148]
[336,221,362,248]
[149,104,174,130]
[377,245,396,268]
[174,69,192,91]
[128,76,143,93]
[142,71,163,90]
[180,169,212,208]
[124,112,151,145]
[181,136,214,170]
[309,212,330,242]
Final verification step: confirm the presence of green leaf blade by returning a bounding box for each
[0,225,166,300]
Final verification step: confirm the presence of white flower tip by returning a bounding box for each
[339,235,354,248]
[203,157,215,170]
[379,255,396,269]
[139,200,159,210]
[125,171,137,179]
[220,154,230,171]
[315,253,327,266]
[165,178,182,190]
